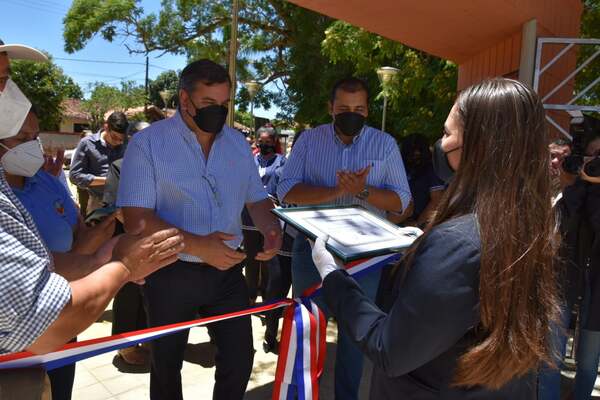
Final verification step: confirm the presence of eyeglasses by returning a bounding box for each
[202,173,222,208]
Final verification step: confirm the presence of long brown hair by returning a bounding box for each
[401,78,560,389]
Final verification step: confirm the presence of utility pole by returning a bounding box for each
[227,0,239,127]
[144,56,150,109]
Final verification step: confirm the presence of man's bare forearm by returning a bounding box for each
[246,198,281,237]
[388,201,414,225]
[52,252,99,281]
[283,184,343,205]
[121,207,206,258]
[365,187,403,212]
[27,261,129,354]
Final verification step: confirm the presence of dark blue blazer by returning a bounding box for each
[323,214,536,399]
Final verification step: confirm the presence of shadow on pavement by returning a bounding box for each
[184,341,217,368]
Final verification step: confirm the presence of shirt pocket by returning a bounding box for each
[364,159,386,186]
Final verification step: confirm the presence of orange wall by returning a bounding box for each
[457,0,582,91]
[456,0,582,137]
[457,32,522,90]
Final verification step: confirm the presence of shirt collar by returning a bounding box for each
[90,131,103,143]
[331,123,365,146]
[257,153,277,165]
[11,171,40,194]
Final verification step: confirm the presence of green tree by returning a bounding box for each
[63,0,294,85]
[10,57,84,130]
[62,0,457,138]
[83,81,146,131]
[577,0,600,107]
[320,22,457,140]
[234,110,254,131]
[148,70,179,108]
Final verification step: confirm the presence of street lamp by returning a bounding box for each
[159,90,174,111]
[244,80,261,133]
[376,66,399,132]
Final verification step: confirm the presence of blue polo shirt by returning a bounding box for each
[11,171,79,252]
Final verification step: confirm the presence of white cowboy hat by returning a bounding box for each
[0,39,47,62]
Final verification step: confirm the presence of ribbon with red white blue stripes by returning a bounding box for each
[272,252,401,400]
[0,300,292,371]
[0,252,400,400]
[272,298,326,400]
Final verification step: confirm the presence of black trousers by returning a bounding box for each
[112,282,147,335]
[242,229,269,301]
[264,233,293,340]
[143,260,254,400]
[47,337,76,400]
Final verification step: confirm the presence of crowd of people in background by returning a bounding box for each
[1,38,600,400]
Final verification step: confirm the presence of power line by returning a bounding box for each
[13,0,69,10]
[54,57,171,71]
[64,70,145,80]
[4,0,65,16]
[64,71,133,80]
[56,57,147,66]
[12,0,68,13]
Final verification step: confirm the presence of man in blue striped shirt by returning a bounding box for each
[118,59,282,400]
[277,77,411,400]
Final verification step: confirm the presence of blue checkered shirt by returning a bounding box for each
[0,167,71,354]
[117,111,267,263]
[277,123,411,216]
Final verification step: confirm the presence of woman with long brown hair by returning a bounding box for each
[310,78,560,398]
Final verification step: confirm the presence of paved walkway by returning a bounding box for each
[70,302,371,400]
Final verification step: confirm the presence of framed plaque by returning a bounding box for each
[272,205,422,263]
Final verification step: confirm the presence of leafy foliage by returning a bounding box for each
[83,81,146,130]
[10,57,84,131]
[577,0,600,109]
[148,70,179,108]
[62,1,464,140]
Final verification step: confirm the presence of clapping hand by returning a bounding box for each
[43,149,65,177]
[337,166,370,196]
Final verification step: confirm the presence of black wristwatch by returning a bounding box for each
[356,187,370,200]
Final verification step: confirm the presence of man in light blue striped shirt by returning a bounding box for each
[118,59,282,400]
[277,77,411,400]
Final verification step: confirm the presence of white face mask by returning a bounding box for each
[0,139,44,177]
[0,79,32,140]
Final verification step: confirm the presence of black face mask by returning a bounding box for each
[188,102,228,134]
[334,112,365,137]
[259,143,275,155]
[432,139,460,184]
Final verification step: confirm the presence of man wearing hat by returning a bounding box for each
[0,40,185,400]
[0,39,47,136]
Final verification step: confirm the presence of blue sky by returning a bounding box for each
[1,0,278,119]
